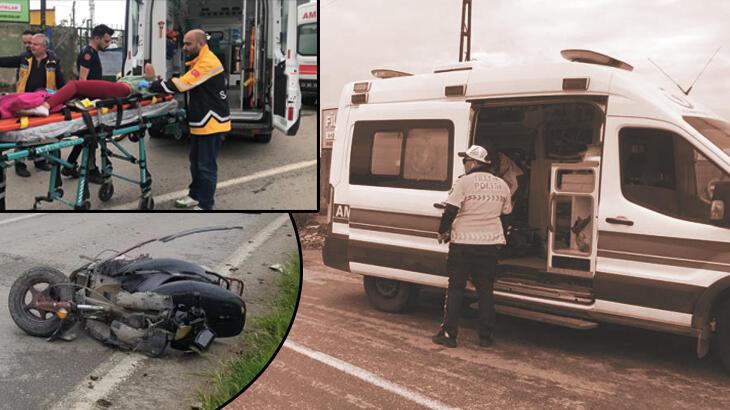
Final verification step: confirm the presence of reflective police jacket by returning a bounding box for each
[150,44,231,135]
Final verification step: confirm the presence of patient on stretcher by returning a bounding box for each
[10,63,158,118]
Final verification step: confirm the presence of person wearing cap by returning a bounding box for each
[432,144,512,348]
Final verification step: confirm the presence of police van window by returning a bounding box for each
[371,131,403,176]
[619,127,729,224]
[403,128,449,182]
[350,120,454,190]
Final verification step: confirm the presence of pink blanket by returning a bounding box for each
[0,90,63,119]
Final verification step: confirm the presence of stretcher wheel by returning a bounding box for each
[99,182,114,202]
[76,200,91,211]
[138,195,154,210]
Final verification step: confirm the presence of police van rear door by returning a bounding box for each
[271,0,302,136]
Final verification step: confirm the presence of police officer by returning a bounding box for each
[150,29,231,211]
[61,24,115,184]
[432,145,512,348]
[0,33,65,176]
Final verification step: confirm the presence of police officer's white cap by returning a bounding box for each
[458,145,490,164]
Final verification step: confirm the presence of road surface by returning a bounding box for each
[233,249,730,409]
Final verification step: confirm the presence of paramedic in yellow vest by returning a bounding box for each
[432,145,512,349]
[0,33,65,176]
[0,33,66,93]
[149,29,230,211]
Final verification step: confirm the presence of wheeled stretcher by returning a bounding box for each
[0,94,185,210]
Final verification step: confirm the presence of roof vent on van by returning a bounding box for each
[371,69,413,79]
[561,49,634,72]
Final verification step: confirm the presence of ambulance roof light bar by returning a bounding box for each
[561,49,634,72]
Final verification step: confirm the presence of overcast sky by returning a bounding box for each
[322,0,730,119]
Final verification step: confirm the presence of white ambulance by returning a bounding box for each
[323,49,730,372]
[121,0,302,142]
[297,0,317,105]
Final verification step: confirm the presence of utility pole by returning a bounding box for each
[40,0,46,28]
[459,0,472,62]
[89,0,95,27]
[72,1,76,28]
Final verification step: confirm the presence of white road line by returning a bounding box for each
[0,213,46,226]
[52,353,142,410]
[109,160,317,210]
[54,215,292,410]
[284,340,460,410]
[219,214,291,271]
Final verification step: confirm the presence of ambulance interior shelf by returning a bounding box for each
[548,163,598,273]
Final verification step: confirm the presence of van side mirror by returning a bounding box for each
[710,181,730,227]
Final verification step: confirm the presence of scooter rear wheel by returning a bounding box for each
[8,267,73,337]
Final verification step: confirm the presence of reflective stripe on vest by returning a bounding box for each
[16,56,58,92]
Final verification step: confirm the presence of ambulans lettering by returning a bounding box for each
[303,11,317,20]
[333,204,350,222]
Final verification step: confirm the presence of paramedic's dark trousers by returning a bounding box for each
[442,243,498,339]
[189,133,223,210]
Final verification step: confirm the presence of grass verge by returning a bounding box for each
[196,254,301,409]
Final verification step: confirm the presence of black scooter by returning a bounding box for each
[8,226,247,356]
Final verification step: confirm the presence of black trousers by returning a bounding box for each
[188,133,223,210]
[441,243,498,339]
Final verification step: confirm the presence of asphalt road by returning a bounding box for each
[234,249,730,409]
[2,107,317,211]
[0,213,299,410]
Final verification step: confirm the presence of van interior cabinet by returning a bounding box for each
[548,164,599,274]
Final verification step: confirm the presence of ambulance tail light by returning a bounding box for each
[351,93,368,105]
[288,106,294,121]
[326,184,335,233]
[563,77,590,91]
[353,82,371,93]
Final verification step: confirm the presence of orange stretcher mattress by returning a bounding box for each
[0,94,173,133]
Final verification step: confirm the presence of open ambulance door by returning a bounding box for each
[272,0,302,136]
[122,0,145,76]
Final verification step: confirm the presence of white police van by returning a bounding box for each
[323,49,730,372]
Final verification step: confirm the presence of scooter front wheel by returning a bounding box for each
[8,267,73,337]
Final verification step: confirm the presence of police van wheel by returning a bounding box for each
[363,276,418,313]
[715,300,730,373]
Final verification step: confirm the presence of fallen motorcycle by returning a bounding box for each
[8,226,247,356]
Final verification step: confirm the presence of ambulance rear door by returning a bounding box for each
[347,100,471,280]
[122,0,145,76]
[271,0,302,136]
